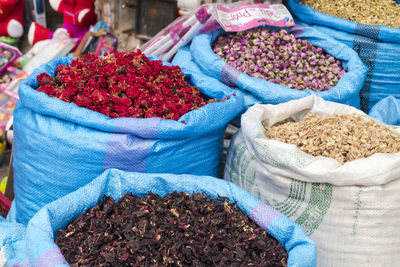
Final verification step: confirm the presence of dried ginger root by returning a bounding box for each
[263,113,400,163]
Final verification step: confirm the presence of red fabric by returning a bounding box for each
[0,192,11,218]
[31,0,97,44]
[55,0,97,27]
[0,0,17,20]
[0,0,23,37]
[31,22,52,44]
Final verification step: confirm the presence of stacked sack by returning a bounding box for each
[286,0,400,112]
[224,95,400,265]
[10,52,244,224]
[174,24,367,111]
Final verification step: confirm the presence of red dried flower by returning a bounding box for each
[36,50,219,120]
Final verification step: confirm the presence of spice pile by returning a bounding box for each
[213,28,346,92]
[263,113,400,164]
[36,51,217,120]
[56,192,288,266]
[301,0,400,28]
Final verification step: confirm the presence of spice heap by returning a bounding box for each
[36,51,217,120]
[213,28,346,92]
[263,113,400,164]
[301,0,400,28]
[56,192,288,266]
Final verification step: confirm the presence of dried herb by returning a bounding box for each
[56,192,288,267]
[36,50,220,120]
[213,28,346,92]
[263,113,400,164]
[301,0,400,28]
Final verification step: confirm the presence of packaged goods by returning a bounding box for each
[142,1,294,61]
[0,42,21,75]
[224,95,400,265]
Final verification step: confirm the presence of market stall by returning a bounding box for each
[1,0,400,266]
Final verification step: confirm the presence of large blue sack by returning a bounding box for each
[11,56,243,225]
[189,25,367,109]
[286,0,400,112]
[24,169,316,266]
[369,95,400,126]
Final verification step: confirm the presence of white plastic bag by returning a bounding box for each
[224,95,400,266]
[142,0,291,61]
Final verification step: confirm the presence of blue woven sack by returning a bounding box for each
[172,45,260,113]
[22,169,316,266]
[189,25,367,109]
[286,0,400,112]
[0,220,28,266]
[369,96,400,126]
[10,56,243,225]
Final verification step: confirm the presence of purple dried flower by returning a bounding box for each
[212,28,347,92]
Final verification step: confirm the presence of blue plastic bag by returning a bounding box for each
[11,56,243,225]
[188,25,367,109]
[369,96,400,126]
[286,0,400,112]
[25,169,316,267]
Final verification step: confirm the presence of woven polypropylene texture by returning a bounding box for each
[172,45,260,112]
[287,0,400,112]
[10,56,243,225]
[0,221,28,266]
[190,25,367,109]
[25,169,316,267]
[369,96,400,126]
[287,0,400,43]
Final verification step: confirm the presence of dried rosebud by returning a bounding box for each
[36,51,221,120]
[213,27,346,92]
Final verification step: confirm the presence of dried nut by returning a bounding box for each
[301,0,400,28]
[263,113,400,164]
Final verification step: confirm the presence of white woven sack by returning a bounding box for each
[224,95,400,266]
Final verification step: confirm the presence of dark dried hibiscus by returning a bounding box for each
[36,50,221,120]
